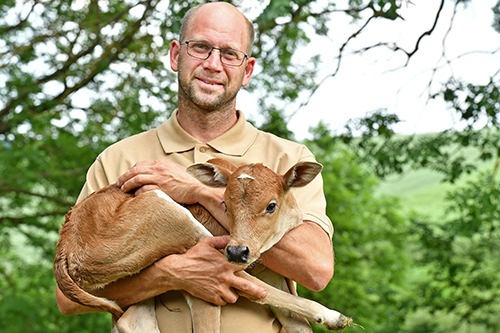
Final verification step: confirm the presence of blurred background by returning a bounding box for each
[1,0,498,332]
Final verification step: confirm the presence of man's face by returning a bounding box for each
[170,6,255,112]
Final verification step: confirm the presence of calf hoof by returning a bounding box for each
[324,313,353,331]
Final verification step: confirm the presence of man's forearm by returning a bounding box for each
[194,186,230,230]
[94,260,175,308]
[56,257,175,315]
[259,221,334,291]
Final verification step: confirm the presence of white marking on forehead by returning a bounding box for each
[238,173,255,180]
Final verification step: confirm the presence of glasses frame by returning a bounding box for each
[182,40,249,67]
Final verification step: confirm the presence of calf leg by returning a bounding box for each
[185,293,221,333]
[238,272,352,331]
[271,306,313,333]
[115,299,160,333]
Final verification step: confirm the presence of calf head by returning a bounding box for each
[187,159,322,266]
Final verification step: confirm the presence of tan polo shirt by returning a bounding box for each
[78,110,333,333]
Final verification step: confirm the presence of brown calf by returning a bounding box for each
[54,159,352,332]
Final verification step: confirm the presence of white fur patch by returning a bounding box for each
[153,190,212,237]
[154,190,175,203]
[238,173,255,180]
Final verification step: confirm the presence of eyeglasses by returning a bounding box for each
[182,40,248,67]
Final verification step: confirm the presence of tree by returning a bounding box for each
[407,171,499,332]
[1,0,498,332]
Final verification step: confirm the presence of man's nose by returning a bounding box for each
[203,49,224,70]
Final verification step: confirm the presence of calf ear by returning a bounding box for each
[187,162,232,188]
[207,158,238,172]
[283,162,323,189]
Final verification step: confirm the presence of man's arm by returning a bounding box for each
[56,236,267,315]
[260,221,334,291]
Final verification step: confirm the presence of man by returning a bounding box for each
[55,2,334,332]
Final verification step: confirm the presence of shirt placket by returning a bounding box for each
[193,144,214,163]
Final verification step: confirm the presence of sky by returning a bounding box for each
[237,0,500,140]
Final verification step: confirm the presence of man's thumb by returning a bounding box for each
[205,235,231,250]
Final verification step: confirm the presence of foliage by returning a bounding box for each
[0,238,110,332]
[340,110,499,183]
[410,173,500,331]
[0,0,499,332]
[299,124,412,333]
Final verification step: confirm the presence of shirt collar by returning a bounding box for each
[157,109,258,156]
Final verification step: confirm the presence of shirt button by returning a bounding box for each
[199,146,208,153]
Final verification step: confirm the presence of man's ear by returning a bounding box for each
[241,57,255,87]
[170,40,181,72]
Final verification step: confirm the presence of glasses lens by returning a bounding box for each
[187,41,210,58]
[186,41,246,67]
[220,49,245,66]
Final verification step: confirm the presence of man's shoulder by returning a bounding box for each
[254,127,309,152]
[108,126,160,149]
[98,126,162,161]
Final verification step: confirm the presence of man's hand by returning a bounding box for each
[156,236,267,306]
[116,159,231,230]
[116,160,201,204]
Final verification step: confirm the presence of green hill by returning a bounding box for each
[375,129,497,220]
[376,169,451,219]
[377,162,495,220]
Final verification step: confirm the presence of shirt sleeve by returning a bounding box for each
[291,168,334,239]
[76,155,114,203]
[284,145,334,239]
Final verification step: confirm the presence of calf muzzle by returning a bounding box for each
[225,245,250,264]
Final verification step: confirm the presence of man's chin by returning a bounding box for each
[191,94,226,111]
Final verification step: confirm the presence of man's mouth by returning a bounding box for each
[198,77,222,87]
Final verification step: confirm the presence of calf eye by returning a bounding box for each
[265,202,277,214]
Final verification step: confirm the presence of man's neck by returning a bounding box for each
[176,107,238,143]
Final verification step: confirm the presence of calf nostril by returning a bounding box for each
[226,245,250,264]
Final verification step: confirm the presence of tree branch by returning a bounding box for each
[0,182,74,207]
[291,0,447,118]
[0,211,67,230]
[0,0,156,135]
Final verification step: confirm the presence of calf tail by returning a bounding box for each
[54,253,124,318]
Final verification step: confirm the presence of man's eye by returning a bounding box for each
[222,50,238,59]
[193,42,210,51]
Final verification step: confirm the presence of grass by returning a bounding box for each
[377,159,496,221]
[376,130,497,220]
[377,168,452,219]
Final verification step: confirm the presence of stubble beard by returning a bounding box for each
[178,63,239,113]
[186,81,231,112]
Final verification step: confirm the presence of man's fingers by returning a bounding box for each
[233,275,267,299]
[204,235,231,250]
[220,288,239,305]
[116,161,155,188]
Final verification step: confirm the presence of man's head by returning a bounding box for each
[179,2,255,55]
[169,2,256,113]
